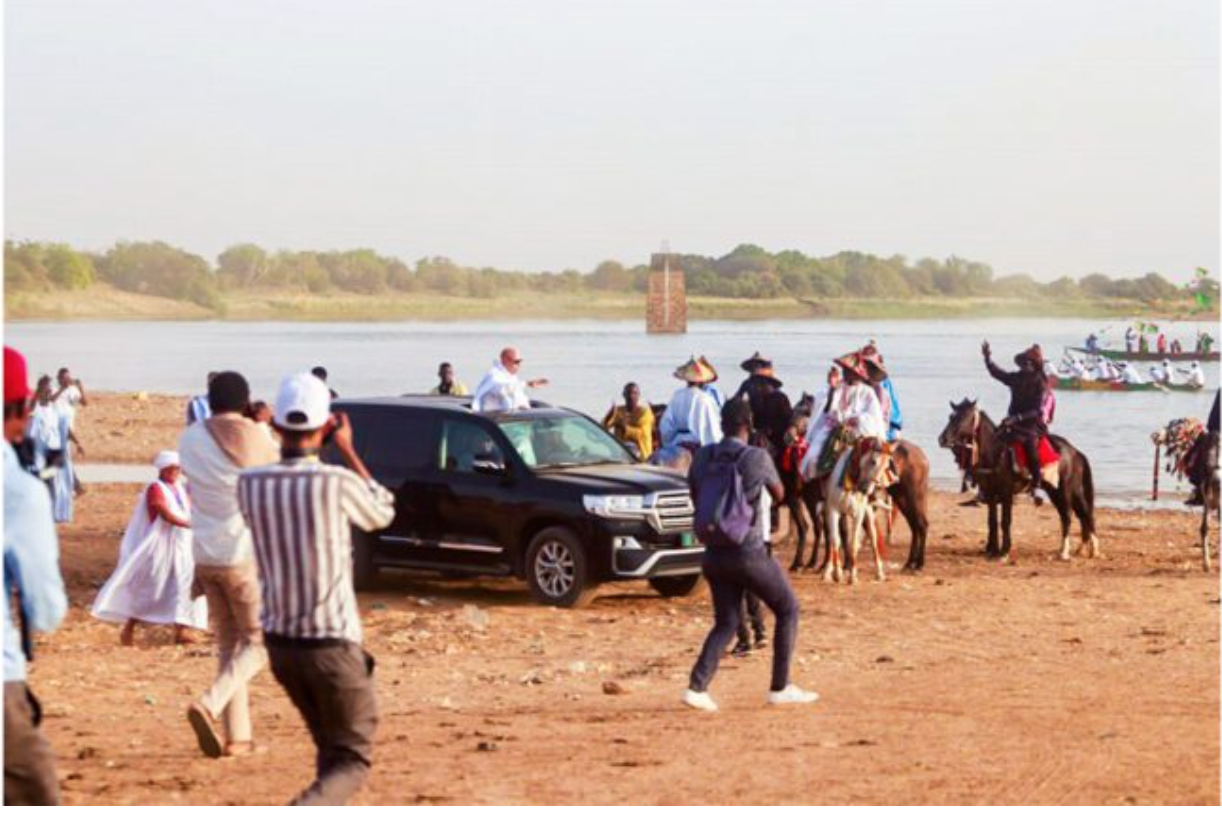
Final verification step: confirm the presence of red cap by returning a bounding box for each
[4,346,31,404]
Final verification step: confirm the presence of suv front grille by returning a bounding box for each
[649,490,694,532]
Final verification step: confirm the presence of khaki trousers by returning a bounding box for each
[4,682,59,805]
[195,561,266,745]
[267,638,378,806]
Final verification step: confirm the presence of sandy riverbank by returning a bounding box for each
[18,390,1220,803]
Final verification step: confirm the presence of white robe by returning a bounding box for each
[658,385,722,448]
[472,361,531,412]
[1187,366,1206,387]
[799,383,885,480]
[92,480,208,629]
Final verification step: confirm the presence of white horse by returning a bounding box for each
[822,438,896,585]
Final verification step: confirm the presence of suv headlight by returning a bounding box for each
[583,494,646,517]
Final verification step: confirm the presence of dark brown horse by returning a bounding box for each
[1199,432,1219,572]
[938,398,1098,560]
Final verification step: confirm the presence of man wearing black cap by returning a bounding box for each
[982,341,1050,496]
[683,397,818,712]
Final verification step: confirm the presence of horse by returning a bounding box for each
[888,440,931,570]
[821,438,895,584]
[1151,419,1219,572]
[788,392,930,572]
[1200,434,1219,572]
[938,398,1098,561]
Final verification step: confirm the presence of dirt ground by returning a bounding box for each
[26,396,1221,804]
[69,392,193,464]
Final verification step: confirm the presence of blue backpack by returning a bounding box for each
[693,446,755,547]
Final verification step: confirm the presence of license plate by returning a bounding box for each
[680,532,695,547]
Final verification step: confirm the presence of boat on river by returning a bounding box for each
[1067,347,1219,363]
[1048,375,1205,393]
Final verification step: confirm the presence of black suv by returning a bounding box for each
[332,396,702,607]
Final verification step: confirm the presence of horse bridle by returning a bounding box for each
[952,408,982,477]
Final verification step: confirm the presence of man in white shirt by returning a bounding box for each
[659,357,723,450]
[51,369,87,496]
[472,347,548,412]
[1119,363,1143,384]
[1185,361,1206,388]
[51,368,86,429]
[1160,360,1177,385]
[181,371,280,759]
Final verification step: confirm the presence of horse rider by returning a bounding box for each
[659,357,723,453]
[1185,390,1220,506]
[799,352,885,483]
[982,341,1050,496]
[734,353,792,455]
[860,343,901,442]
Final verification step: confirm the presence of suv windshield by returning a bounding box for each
[499,414,635,469]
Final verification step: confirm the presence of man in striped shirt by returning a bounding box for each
[237,372,394,805]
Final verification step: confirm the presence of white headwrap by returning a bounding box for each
[154,450,180,470]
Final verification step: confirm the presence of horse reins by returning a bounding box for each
[954,409,982,479]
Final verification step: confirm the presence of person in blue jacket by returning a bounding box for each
[4,346,68,805]
[861,342,902,441]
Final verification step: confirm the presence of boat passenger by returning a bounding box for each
[1186,362,1206,388]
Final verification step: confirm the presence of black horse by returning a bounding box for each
[939,398,1098,560]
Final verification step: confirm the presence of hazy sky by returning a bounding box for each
[6,0,1219,281]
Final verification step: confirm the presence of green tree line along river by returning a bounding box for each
[5,239,1217,318]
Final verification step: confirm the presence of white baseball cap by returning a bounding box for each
[274,372,332,431]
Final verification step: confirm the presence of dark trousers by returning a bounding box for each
[1003,420,1045,485]
[689,546,799,693]
[5,682,59,805]
[267,639,378,806]
[736,592,766,646]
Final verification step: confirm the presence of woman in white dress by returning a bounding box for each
[92,451,208,645]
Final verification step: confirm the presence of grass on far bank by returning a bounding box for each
[5,283,1217,322]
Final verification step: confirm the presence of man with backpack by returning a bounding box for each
[683,397,818,712]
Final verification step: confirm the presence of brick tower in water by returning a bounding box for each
[646,251,686,334]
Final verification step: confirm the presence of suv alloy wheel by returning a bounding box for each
[525,526,595,608]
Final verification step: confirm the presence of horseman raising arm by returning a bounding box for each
[982,340,1049,496]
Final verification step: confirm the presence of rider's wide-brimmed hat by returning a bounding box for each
[740,351,774,373]
[674,356,719,384]
[834,351,870,381]
[1013,344,1044,368]
[859,345,889,383]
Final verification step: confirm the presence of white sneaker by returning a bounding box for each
[682,689,718,712]
[768,685,820,705]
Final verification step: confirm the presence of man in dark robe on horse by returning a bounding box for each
[1185,389,1220,506]
[982,341,1050,496]
[735,353,793,456]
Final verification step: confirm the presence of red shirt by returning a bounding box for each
[146,480,186,524]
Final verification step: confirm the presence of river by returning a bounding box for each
[10,318,1216,500]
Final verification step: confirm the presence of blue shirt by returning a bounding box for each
[186,394,212,425]
[4,442,67,682]
[882,378,902,442]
